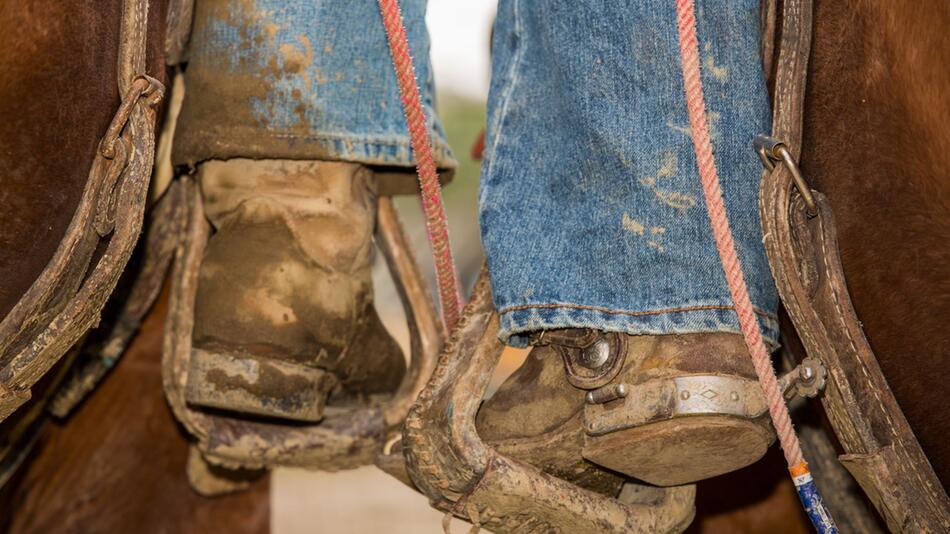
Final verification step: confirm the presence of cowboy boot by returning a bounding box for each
[476,331,774,487]
[184,158,405,422]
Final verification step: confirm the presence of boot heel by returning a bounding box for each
[185,348,338,422]
[581,374,774,486]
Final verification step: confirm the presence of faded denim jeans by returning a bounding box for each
[173,0,456,194]
[177,0,778,347]
[480,0,778,347]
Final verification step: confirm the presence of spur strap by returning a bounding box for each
[759,0,950,531]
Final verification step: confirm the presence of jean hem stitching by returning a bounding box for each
[497,302,777,320]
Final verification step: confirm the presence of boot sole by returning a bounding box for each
[185,348,338,422]
[582,415,773,486]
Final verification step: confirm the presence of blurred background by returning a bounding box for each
[272,2,517,532]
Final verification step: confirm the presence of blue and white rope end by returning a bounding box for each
[791,463,839,533]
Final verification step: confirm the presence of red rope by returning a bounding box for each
[675,7,838,528]
[377,0,462,332]
[674,0,804,469]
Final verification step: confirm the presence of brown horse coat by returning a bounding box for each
[2,291,270,533]
[801,0,950,486]
[0,0,168,319]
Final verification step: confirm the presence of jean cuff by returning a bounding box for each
[173,126,457,170]
[497,302,780,350]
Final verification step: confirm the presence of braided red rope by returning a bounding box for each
[674,0,803,469]
[377,0,462,332]
[675,4,837,530]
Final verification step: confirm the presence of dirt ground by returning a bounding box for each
[272,466,472,533]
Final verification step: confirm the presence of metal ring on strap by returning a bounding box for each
[754,134,818,216]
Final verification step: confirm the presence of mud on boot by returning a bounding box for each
[477,330,775,487]
[185,159,405,423]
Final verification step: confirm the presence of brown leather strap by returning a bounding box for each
[165,0,194,65]
[759,1,950,531]
[47,180,186,418]
[0,0,165,421]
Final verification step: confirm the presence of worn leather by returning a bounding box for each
[476,344,626,496]
[0,0,168,321]
[186,159,405,421]
[0,0,168,423]
[760,0,950,531]
[402,270,697,534]
[477,332,772,488]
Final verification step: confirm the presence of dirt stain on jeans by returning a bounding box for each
[703,43,730,83]
[621,213,646,235]
[622,214,667,252]
[638,151,697,211]
[279,35,313,75]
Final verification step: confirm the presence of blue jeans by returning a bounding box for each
[173,0,456,186]
[179,0,778,347]
[480,0,778,347]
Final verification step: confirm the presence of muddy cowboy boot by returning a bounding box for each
[477,330,776,487]
[184,158,405,422]
[161,0,452,476]
[401,275,698,533]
